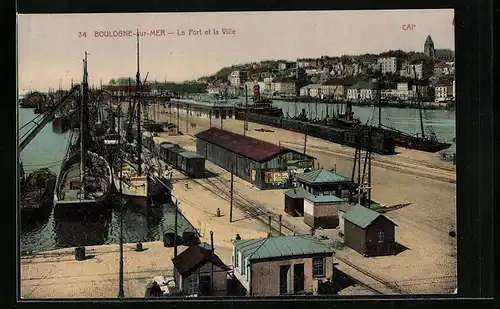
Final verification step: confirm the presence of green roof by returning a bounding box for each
[179,151,205,159]
[234,235,333,261]
[306,195,345,203]
[343,204,391,229]
[295,169,349,184]
[284,187,311,199]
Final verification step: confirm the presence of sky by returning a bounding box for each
[17,10,454,93]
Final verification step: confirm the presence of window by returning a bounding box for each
[241,257,246,275]
[377,231,385,243]
[312,257,325,277]
[188,277,199,295]
[234,248,239,268]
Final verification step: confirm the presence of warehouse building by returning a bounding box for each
[195,128,315,190]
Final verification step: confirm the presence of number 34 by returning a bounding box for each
[78,32,87,38]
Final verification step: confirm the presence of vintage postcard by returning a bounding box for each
[18,10,456,298]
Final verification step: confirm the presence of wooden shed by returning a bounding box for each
[195,128,314,190]
[338,204,353,237]
[283,187,311,217]
[343,204,398,257]
[178,151,206,178]
[303,195,346,229]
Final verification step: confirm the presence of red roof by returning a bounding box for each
[195,127,292,162]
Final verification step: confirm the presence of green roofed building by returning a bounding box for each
[232,235,334,296]
[294,169,353,198]
[342,204,398,257]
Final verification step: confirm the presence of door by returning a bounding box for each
[279,265,291,295]
[199,274,211,296]
[293,264,305,294]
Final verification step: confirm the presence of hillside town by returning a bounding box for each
[197,35,455,105]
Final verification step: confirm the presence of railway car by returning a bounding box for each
[166,146,185,168]
[177,151,205,178]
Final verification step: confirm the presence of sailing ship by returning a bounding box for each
[113,30,169,212]
[53,52,113,221]
[373,66,452,153]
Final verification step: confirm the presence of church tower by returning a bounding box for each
[424,35,435,58]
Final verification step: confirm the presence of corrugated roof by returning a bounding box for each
[234,235,333,261]
[195,128,302,163]
[343,204,396,229]
[295,169,349,184]
[284,187,311,199]
[179,151,204,159]
[306,195,345,203]
[172,245,230,277]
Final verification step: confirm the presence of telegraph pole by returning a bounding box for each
[303,131,307,154]
[176,102,180,134]
[118,100,125,299]
[174,199,178,258]
[220,110,224,130]
[229,160,234,223]
[186,104,189,133]
[244,85,248,136]
[209,110,212,128]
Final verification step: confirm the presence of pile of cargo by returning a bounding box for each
[21,168,56,211]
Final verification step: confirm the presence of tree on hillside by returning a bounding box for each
[108,78,117,84]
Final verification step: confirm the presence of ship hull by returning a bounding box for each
[54,151,113,222]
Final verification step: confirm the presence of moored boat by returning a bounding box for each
[53,150,113,221]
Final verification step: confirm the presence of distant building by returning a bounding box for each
[232,235,335,296]
[424,35,454,61]
[377,57,399,74]
[320,79,354,100]
[299,84,322,98]
[228,71,248,87]
[347,81,377,101]
[400,60,433,79]
[278,62,288,71]
[342,204,398,257]
[424,35,436,58]
[435,81,453,100]
[172,245,231,296]
[272,78,296,96]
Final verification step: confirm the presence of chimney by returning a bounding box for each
[210,231,214,252]
[235,234,241,241]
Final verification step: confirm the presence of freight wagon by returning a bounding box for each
[139,132,206,178]
[244,113,395,155]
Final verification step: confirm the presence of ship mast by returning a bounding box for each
[80,52,88,198]
[412,65,425,138]
[135,29,142,176]
[378,64,382,129]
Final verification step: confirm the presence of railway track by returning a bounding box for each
[279,140,456,184]
[192,168,406,295]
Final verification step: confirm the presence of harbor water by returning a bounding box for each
[19,102,455,252]
[19,108,184,253]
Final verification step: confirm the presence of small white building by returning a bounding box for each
[300,84,322,97]
[303,195,346,229]
[347,81,377,101]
